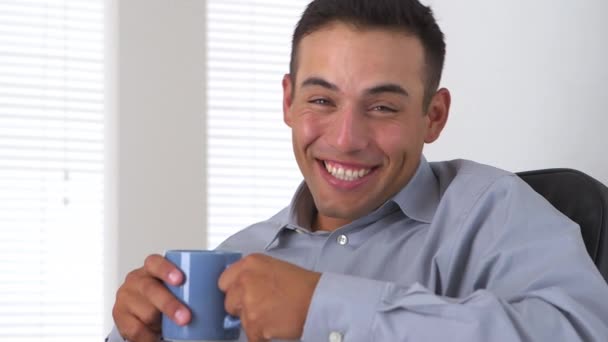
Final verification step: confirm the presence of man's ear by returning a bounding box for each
[282,74,294,127]
[424,88,451,143]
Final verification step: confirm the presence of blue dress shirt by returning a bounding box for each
[108,157,608,341]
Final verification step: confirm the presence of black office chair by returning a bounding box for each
[517,169,608,283]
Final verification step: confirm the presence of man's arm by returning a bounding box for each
[219,225,608,342]
[301,176,608,341]
[303,267,607,341]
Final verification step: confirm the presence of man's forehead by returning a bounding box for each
[296,22,424,67]
[294,28,424,93]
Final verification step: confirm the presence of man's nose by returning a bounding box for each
[328,107,369,153]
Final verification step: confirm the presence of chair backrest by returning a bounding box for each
[517,169,608,283]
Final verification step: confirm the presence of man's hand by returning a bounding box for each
[112,254,191,342]
[219,253,321,342]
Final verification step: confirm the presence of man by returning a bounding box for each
[109,0,608,341]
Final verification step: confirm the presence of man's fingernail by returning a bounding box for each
[175,308,188,324]
[168,270,181,283]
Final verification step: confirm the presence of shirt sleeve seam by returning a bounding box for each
[443,174,517,276]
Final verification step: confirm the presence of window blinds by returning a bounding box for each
[0,0,105,340]
[206,1,310,249]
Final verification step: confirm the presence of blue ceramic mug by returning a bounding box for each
[162,250,241,341]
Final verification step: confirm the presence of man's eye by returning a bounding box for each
[371,105,397,113]
[310,98,331,105]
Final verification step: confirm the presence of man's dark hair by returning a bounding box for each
[290,0,446,107]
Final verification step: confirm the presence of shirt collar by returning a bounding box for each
[388,156,439,224]
[263,183,315,250]
[286,182,316,229]
[264,155,440,250]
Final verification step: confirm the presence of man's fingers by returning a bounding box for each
[137,275,191,326]
[123,290,162,328]
[112,255,189,341]
[242,310,269,342]
[143,254,183,285]
[218,256,246,291]
[219,254,267,291]
[224,280,245,316]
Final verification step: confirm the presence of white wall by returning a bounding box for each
[108,1,208,330]
[108,0,608,329]
[424,0,608,183]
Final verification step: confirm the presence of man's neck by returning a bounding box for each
[311,213,353,232]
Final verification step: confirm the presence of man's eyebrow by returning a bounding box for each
[300,77,409,97]
[366,83,409,97]
[300,77,340,91]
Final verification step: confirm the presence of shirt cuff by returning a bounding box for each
[301,272,388,342]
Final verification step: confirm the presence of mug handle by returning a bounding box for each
[224,315,241,330]
[223,254,242,330]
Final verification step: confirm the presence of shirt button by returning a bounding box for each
[337,234,348,246]
[329,331,343,342]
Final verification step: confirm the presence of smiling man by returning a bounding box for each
[109,1,608,341]
[282,21,448,232]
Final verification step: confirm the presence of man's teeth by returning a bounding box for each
[324,161,371,181]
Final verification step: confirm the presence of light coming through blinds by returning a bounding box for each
[206,1,310,248]
[0,0,105,340]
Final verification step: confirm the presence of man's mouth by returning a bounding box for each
[323,160,373,182]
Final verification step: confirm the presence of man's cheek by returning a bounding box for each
[298,116,325,148]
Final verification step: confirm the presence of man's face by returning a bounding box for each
[283,22,448,230]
